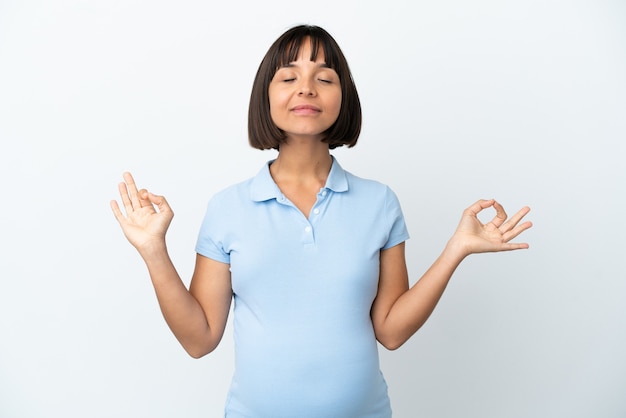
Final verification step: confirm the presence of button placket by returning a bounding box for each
[303,188,330,246]
[302,220,314,246]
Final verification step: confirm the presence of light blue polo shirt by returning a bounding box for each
[196,156,409,418]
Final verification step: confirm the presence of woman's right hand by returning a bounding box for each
[110,172,174,253]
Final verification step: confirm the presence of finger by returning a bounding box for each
[500,206,531,233]
[110,199,125,222]
[122,172,143,209]
[137,188,152,208]
[147,192,173,215]
[499,241,530,251]
[118,181,134,213]
[489,200,508,229]
[465,199,496,217]
[503,220,533,242]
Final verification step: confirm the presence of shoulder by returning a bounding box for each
[199,177,256,220]
[343,169,400,204]
[210,177,253,201]
[345,170,388,190]
[207,160,274,205]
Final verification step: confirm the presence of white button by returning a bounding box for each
[313,208,320,215]
[305,226,312,233]
[321,190,327,197]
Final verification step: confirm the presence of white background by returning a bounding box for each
[1,0,625,417]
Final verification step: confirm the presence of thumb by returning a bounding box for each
[137,189,152,206]
[147,192,173,215]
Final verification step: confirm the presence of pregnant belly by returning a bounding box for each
[226,337,391,417]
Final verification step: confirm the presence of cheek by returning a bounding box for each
[268,87,287,110]
[268,91,287,128]
[331,91,342,118]
[267,89,280,122]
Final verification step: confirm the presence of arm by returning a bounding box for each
[110,172,232,358]
[371,199,532,350]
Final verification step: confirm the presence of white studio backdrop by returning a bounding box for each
[1,0,625,417]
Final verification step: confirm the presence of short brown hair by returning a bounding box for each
[248,25,362,150]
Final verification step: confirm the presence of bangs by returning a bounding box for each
[274,31,341,74]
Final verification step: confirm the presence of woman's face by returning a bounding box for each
[268,39,342,143]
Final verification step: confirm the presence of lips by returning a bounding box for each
[291,104,321,114]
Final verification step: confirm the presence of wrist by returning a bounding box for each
[443,234,471,263]
[137,239,168,260]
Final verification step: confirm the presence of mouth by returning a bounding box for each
[291,104,321,114]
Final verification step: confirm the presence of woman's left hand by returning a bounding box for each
[450,199,533,257]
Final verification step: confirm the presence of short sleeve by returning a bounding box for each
[382,186,410,250]
[195,196,231,264]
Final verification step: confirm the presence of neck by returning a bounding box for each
[270,140,332,183]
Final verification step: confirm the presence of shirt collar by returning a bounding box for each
[250,155,348,202]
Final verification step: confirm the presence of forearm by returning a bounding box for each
[139,243,216,357]
[378,239,467,349]
[374,199,532,350]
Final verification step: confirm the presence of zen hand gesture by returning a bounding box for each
[451,199,532,256]
[110,172,174,252]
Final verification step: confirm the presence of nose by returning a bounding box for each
[298,78,316,96]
